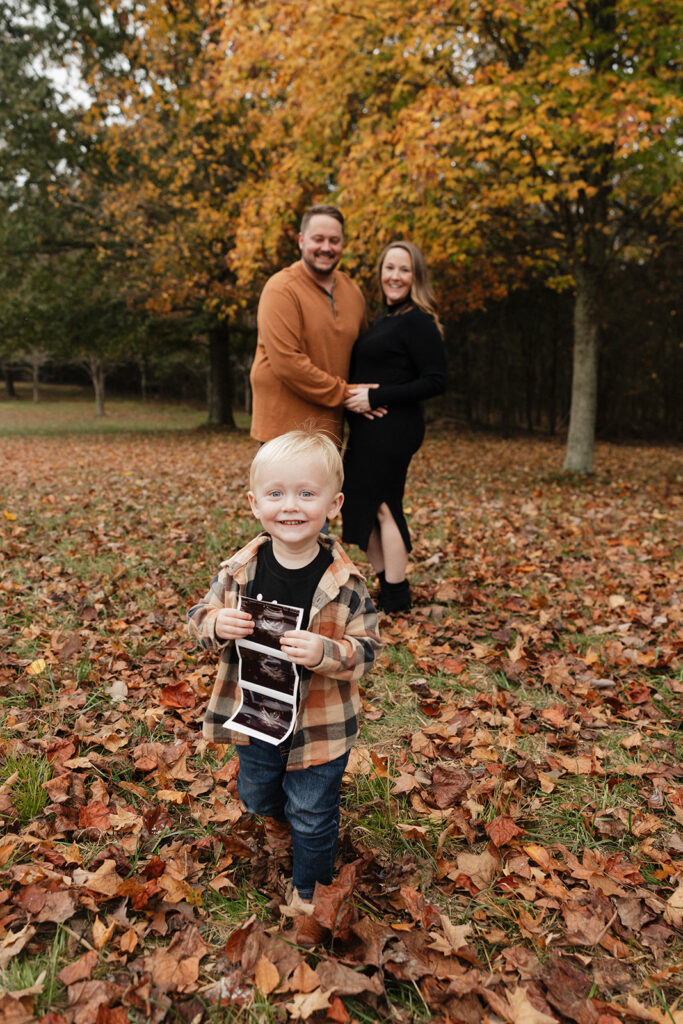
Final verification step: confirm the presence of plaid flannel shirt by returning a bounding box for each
[188,532,381,770]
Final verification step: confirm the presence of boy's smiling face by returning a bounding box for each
[248,454,343,564]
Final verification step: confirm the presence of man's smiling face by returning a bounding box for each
[298,214,344,279]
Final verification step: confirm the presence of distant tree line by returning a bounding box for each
[1,1,681,462]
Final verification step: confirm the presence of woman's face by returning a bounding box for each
[381,247,413,305]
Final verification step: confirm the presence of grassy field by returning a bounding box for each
[0,383,250,435]
[0,400,681,1023]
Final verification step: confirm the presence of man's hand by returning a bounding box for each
[215,608,254,640]
[280,629,324,668]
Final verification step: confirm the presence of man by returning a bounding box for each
[250,204,366,445]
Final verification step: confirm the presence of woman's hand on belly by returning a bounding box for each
[345,384,387,418]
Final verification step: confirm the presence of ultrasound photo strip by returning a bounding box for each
[222,595,304,746]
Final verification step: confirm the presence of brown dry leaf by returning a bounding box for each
[142,924,212,992]
[400,885,442,929]
[623,995,683,1023]
[254,954,280,996]
[92,916,116,950]
[523,844,558,872]
[169,754,197,782]
[428,916,472,954]
[34,890,77,924]
[285,988,331,1019]
[159,872,202,905]
[542,659,575,691]
[0,837,21,867]
[430,766,473,808]
[370,750,389,777]
[316,960,384,997]
[507,986,558,1024]
[289,962,320,994]
[486,815,525,847]
[159,680,196,708]
[344,746,373,776]
[119,927,138,954]
[455,849,499,889]
[66,979,121,1024]
[78,800,111,830]
[58,950,98,985]
[0,993,36,1024]
[391,771,419,794]
[279,889,315,919]
[396,822,429,840]
[0,925,35,969]
[72,859,123,898]
[540,703,569,729]
[663,882,683,930]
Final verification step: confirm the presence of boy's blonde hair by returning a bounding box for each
[250,431,344,492]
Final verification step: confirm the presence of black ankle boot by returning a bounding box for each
[379,578,411,613]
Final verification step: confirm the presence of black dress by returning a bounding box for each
[342,303,447,552]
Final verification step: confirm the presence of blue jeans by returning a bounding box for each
[237,738,349,900]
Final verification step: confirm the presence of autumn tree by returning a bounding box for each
[215,0,681,470]
[83,0,267,427]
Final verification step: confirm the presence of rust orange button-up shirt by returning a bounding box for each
[250,261,366,444]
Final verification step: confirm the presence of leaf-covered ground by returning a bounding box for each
[1,430,681,1024]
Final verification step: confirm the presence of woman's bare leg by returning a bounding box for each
[376,503,408,583]
[366,525,384,575]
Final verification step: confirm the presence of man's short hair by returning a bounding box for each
[300,204,345,235]
[250,430,344,492]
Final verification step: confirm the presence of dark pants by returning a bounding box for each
[237,738,349,900]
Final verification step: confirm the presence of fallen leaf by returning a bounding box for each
[455,849,499,889]
[285,988,331,1019]
[664,882,683,930]
[0,925,35,969]
[254,954,279,995]
[58,951,98,985]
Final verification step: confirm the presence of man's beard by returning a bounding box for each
[302,252,340,276]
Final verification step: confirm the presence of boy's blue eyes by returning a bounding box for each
[266,490,315,498]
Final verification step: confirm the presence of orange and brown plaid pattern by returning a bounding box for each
[188,533,381,770]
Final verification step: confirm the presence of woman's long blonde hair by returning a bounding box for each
[377,241,444,337]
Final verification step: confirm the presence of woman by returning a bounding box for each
[342,241,447,612]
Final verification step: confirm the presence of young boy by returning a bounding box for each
[188,431,381,901]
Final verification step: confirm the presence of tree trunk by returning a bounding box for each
[461,324,473,425]
[31,356,40,402]
[563,266,600,473]
[207,321,235,427]
[139,357,148,401]
[88,356,107,417]
[244,369,251,415]
[2,362,17,398]
[548,321,558,435]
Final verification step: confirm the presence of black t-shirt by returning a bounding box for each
[247,540,333,626]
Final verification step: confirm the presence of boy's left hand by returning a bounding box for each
[280,630,323,669]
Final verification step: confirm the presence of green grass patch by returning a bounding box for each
[0,752,52,824]
[0,924,69,1016]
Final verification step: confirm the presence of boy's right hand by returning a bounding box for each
[215,608,254,640]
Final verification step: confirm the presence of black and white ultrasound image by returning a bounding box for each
[239,647,297,698]
[240,596,300,650]
[231,690,293,741]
